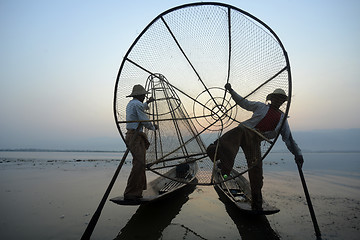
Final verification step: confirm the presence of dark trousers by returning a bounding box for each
[207,125,263,208]
[123,130,149,198]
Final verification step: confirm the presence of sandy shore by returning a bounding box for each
[0,152,359,239]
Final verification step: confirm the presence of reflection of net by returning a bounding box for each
[114,3,291,185]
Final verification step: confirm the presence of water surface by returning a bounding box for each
[0,151,359,239]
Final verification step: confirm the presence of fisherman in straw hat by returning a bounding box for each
[207,83,303,211]
[124,84,158,200]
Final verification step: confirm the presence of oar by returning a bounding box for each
[81,125,141,240]
[81,147,131,240]
[296,162,322,239]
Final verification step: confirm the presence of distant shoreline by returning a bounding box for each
[0,149,359,154]
[0,149,125,153]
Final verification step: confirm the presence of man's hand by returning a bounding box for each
[295,155,304,168]
[146,97,155,104]
[224,83,232,92]
[154,124,159,130]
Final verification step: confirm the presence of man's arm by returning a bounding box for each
[135,103,157,131]
[225,83,264,112]
[280,120,304,168]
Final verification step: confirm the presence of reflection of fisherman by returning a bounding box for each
[207,83,303,210]
[124,84,158,200]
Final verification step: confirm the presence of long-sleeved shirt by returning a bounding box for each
[126,98,156,131]
[230,90,302,156]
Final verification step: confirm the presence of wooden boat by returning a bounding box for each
[214,167,279,215]
[110,162,198,205]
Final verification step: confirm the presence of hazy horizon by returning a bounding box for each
[1,128,359,153]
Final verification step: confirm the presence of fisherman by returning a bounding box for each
[207,83,303,210]
[124,84,158,200]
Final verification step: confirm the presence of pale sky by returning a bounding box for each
[1,0,359,149]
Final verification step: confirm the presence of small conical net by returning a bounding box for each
[114,3,291,185]
[144,74,207,171]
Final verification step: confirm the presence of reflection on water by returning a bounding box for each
[1,151,359,239]
[115,181,280,240]
[115,181,197,240]
[214,187,280,240]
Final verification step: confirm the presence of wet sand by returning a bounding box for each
[0,152,359,239]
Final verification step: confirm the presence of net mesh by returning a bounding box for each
[114,3,291,185]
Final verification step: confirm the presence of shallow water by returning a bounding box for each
[0,151,359,239]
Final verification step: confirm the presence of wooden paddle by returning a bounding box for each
[297,162,322,239]
[81,125,142,240]
[81,147,130,240]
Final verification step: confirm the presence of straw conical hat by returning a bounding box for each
[126,84,149,97]
[266,88,288,101]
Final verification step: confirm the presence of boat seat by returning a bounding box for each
[224,179,239,190]
[159,180,183,194]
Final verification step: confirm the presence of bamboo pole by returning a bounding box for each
[81,125,141,240]
[297,162,322,239]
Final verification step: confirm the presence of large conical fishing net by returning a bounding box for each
[114,2,291,185]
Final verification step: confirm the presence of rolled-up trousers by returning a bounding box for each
[207,125,263,207]
[123,130,149,198]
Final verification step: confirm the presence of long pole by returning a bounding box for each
[81,147,130,239]
[81,124,141,240]
[297,163,322,239]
